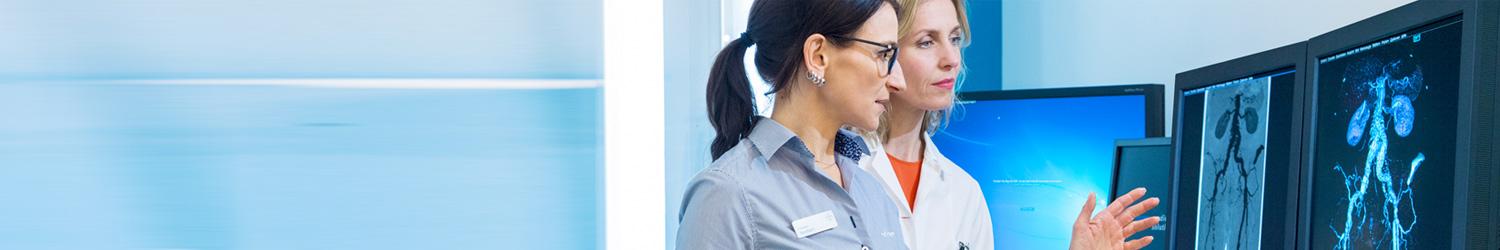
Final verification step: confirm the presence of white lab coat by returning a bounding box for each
[860,135,994,250]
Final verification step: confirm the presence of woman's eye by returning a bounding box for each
[916,40,934,49]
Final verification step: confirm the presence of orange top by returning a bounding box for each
[886,153,922,211]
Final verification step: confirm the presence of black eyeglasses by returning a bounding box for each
[827,34,899,77]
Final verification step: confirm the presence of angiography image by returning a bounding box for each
[1310,17,1459,250]
[1195,76,1269,250]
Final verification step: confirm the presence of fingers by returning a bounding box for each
[1116,197,1160,224]
[1124,236,1155,250]
[1122,216,1161,238]
[1075,192,1098,228]
[1100,211,1122,242]
[1105,188,1147,218]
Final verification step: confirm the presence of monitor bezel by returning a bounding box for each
[1110,137,1174,199]
[1298,0,1499,249]
[1110,137,1176,200]
[1170,42,1308,250]
[949,84,1166,248]
[956,84,1167,138]
[1109,137,1175,250]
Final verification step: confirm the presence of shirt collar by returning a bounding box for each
[920,134,949,177]
[833,129,870,161]
[747,116,870,161]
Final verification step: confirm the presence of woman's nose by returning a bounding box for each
[939,46,960,72]
[887,61,908,92]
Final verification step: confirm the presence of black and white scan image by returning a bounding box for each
[1195,77,1269,250]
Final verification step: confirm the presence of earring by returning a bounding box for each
[806,72,827,87]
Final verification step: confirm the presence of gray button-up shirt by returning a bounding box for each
[677,117,907,249]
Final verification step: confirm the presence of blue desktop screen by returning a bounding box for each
[932,94,1148,249]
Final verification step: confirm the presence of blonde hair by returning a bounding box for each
[897,0,970,47]
[873,0,971,143]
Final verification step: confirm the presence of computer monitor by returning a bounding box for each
[1300,1,1499,249]
[932,84,1164,249]
[1172,42,1307,250]
[1110,137,1174,250]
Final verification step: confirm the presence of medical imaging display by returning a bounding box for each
[1178,67,1295,249]
[1190,70,1283,250]
[1310,17,1460,250]
[933,95,1146,249]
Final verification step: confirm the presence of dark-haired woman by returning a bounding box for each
[675,0,910,248]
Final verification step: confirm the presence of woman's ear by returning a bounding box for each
[802,34,830,79]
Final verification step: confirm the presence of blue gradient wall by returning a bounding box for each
[0,0,600,79]
[0,0,605,249]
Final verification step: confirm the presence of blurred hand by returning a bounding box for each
[1068,188,1161,250]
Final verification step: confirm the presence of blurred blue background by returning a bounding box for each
[0,0,600,79]
[0,83,600,249]
[0,0,603,249]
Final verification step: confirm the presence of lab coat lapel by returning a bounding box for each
[864,140,913,218]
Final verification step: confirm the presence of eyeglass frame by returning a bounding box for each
[825,34,899,77]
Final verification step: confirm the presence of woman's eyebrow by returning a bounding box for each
[906,29,939,40]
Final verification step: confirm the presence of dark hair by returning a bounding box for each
[707,0,901,160]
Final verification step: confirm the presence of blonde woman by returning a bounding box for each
[859,0,1162,249]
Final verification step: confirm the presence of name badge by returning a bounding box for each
[791,210,838,238]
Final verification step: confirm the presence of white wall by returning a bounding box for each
[1001,0,1415,134]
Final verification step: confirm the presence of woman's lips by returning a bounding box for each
[931,78,955,90]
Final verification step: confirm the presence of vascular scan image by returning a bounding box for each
[1309,17,1460,250]
[1195,75,1270,250]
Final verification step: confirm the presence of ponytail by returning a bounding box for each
[705,0,900,160]
[706,36,758,160]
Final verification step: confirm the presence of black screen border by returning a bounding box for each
[957,84,1166,138]
[1300,0,1499,248]
[1110,137,1174,200]
[1171,42,1307,250]
[1109,137,1175,250]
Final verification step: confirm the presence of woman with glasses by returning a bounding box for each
[859,0,1162,249]
[675,0,910,248]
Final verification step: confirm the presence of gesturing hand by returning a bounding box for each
[1068,188,1161,250]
